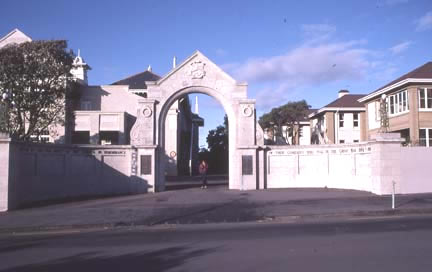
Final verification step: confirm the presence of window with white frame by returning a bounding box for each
[339,113,344,127]
[418,88,432,109]
[419,128,432,147]
[387,90,409,115]
[353,113,359,127]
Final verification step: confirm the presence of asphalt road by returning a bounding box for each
[1,216,432,272]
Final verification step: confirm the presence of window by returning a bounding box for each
[419,128,432,147]
[339,113,344,127]
[80,100,92,110]
[353,140,359,143]
[387,90,409,115]
[418,88,432,109]
[353,113,359,127]
[339,140,345,144]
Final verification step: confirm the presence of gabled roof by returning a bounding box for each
[111,70,161,89]
[0,28,32,49]
[359,62,432,102]
[324,94,366,108]
[298,109,317,122]
[310,94,366,118]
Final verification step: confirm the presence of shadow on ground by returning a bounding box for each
[0,246,220,272]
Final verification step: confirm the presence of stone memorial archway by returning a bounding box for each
[130,51,263,192]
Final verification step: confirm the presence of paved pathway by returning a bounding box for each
[1,179,432,232]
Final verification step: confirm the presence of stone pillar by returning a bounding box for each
[130,99,160,192]
[407,87,419,144]
[130,99,156,146]
[369,133,403,195]
[235,100,259,190]
[0,137,11,211]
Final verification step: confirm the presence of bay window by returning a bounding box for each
[418,88,432,109]
[387,90,409,115]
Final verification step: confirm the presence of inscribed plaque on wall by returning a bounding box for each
[140,155,152,175]
[242,155,253,175]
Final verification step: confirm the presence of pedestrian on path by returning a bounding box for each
[199,160,209,189]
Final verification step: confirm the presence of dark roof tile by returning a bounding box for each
[112,70,161,89]
[369,62,432,95]
[324,94,366,108]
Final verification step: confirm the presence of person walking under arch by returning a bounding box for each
[199,160,209,189]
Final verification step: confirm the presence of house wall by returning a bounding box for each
[336,112,362,143]
[1,141,149,211]
[364,84,432,143]
[325,112,335,143]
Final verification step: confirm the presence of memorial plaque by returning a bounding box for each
[242,155,253,175]
[141,155,152,175]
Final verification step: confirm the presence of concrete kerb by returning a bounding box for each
[0,209,432,236]
[2,206,432,236]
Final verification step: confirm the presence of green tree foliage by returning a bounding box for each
[199,115,228,174]
[0,40,75,141]
[259,100,310,145]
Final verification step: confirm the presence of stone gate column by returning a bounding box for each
[130,99,160,192]
[233,99,259,190]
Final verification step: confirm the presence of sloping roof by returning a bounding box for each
[0,28,32,49]
[111,70,161,89]
[371,62,432,95]
[298,109,317,122]
[324,94,366,108]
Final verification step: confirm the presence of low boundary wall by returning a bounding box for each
[261,133,403,195]
[261,133,432,195]
[0,140,150,211]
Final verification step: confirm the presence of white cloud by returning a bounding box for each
[389,41,412,54]
[232,41,370,85]
[415,11,432,31]
[223,25,376,110]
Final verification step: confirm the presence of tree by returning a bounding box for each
[199,115,229,174]
[259,100,310,145]
[0,40,75,141]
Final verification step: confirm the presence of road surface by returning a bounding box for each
[1,216,432,271]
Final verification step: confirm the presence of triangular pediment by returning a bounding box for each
[157,50,237,85]
[0,29,32,49]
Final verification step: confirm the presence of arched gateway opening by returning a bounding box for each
[129,51,264,192]
[159,88,232,190]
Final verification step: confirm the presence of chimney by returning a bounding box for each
[338,89,349,98]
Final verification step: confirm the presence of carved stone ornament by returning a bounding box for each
[188,60,206,79]
[242,105,253,117]
[142,106,152,118]
[130,107,152,146]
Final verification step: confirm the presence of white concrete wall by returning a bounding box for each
[400,147,432,194]
[266,144,374,192]
[264,134,407,195]
[3,141,150,210]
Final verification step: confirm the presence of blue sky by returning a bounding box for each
[2,0,432,147]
